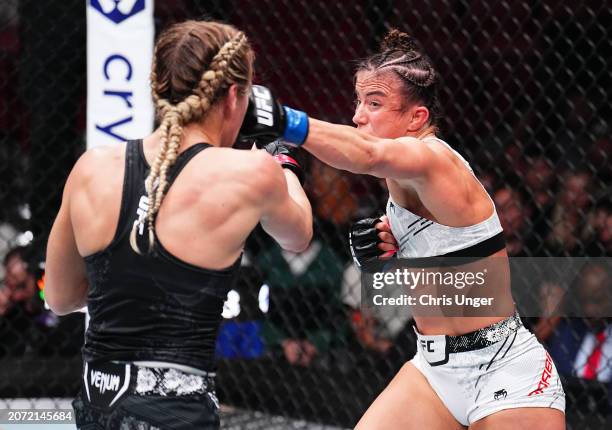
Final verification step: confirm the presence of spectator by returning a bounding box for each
[532,281,565,343]
[0,221,18,279]
[342,262,389,354]
[0,245,57,357]
[309,158,362,257]
[310,159,359,228]
[0,285,10,315]
[587,137,612,183]
[545,171,594,256]
[3,246,40,314]
[493,187,530,256]
[341,262,410,354]
[257,233,346,367]
[215,259,267,360]
[547,262,612,382]
[582,193,612,256]
[523,156,556,235]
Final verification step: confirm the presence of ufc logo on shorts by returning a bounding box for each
[252,86,274,126]
[420,340,435,352]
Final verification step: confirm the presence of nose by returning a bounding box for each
[352,104,367,127]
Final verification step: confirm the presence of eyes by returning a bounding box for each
[354,99,382,110]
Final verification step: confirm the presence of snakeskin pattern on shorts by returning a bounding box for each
[447,312,522,352]
[135,366,216,396]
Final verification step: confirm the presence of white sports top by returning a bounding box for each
[386,137,503,258]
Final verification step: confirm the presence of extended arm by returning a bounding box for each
[238,85,439,180]
[304,119,437,179]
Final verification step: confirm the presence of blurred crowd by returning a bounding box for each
[1,58,611,427]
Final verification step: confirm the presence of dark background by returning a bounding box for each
[0,1,611,429]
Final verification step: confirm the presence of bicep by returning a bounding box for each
[368,138,441,180]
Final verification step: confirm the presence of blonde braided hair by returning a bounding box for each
[130,22,251,254]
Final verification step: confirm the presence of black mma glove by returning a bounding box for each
[239,85,309,146]
[349,217,396,270]
[263,140,305,185]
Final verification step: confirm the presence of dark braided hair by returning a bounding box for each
[358,29,442,131]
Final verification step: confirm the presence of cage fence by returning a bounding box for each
[0,1,611,429]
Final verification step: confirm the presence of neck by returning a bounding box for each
[415,125,437,140]
[182,122,222,148]
[404,125,436,140]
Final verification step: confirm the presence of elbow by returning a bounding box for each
[285,218,313,253]
[44,282,87,316]
[47,300,84,316]
[288,222,313,254]
[299,222,314,252]
[49,307,73,317]
[360,143,385,177]
[44,293,71,316]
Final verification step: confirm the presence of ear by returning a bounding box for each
[406,106,430,132]
[223,84,240,116]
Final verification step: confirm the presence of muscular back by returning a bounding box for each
[69,138,270,270]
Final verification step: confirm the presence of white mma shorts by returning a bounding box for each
[411,313,565,426]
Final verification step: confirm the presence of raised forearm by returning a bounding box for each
[303,119,382,175]
[284,170,313,246]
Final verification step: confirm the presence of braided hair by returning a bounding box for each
[130,21,253,254]
[358,29,442,131]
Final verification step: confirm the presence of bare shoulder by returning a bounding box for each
[396,136,455,169]
[72,144,124,173]
[394,136,448,156]
[202,147,284,189]
[395,136,423,146]
[66,144,126,191]
[424,137,465,169]
[394,136,445,157]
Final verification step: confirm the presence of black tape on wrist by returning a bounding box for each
[274,154,305,185]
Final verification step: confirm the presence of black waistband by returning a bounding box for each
[446,312,522,353]
[82,361,216,410]
[442,231,506,259]
[384,232,507,270]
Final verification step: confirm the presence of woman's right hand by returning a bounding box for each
[376,215,398,259]
[349,215,399,268]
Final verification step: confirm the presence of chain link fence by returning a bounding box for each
[1,1,611,428]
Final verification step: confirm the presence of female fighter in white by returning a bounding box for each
[239,29,565,430]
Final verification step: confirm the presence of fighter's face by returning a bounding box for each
[352,70,415,139]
